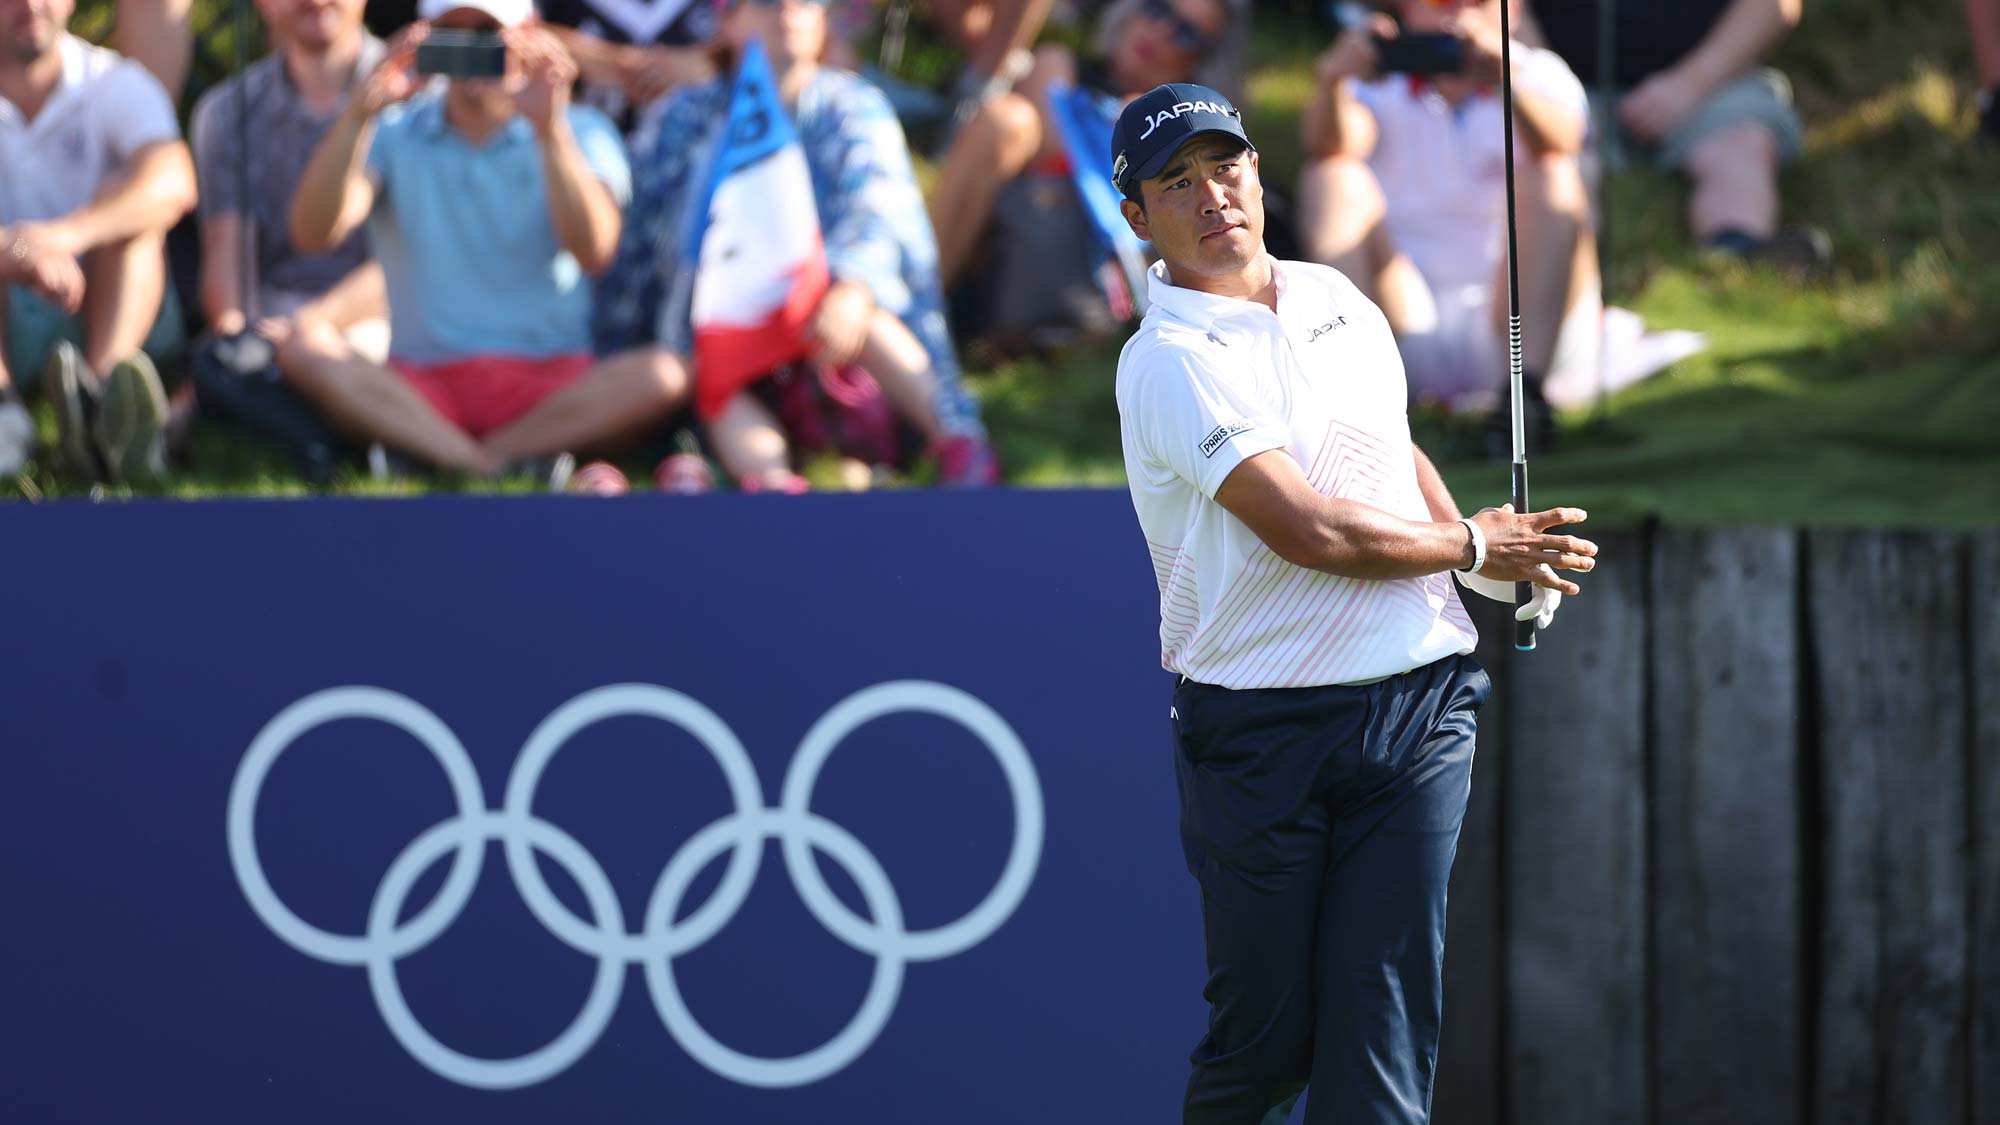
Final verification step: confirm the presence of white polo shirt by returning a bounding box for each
[1116,257,1478,689]
[1353,48,1586,287]
[0,35,181,227]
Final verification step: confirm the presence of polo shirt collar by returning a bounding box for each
[1144,256,1290,331]
[412,91,536,147]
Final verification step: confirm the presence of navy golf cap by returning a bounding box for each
[1111,83,1254,195]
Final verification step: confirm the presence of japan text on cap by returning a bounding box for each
[1110,83,1254,195]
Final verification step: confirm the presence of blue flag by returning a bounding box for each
[1045,81,1150,315]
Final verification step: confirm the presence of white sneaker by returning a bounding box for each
[0,398,35,477]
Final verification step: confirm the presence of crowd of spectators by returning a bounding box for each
[1,0,1987,490]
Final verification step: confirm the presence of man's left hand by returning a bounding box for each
[510,28,577,136]
[809,280,874,368]
[1455,567,1562,630]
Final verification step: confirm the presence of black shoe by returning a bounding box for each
[1746,224,1833,273]
[43,340,105,482]
[1482,374,1558,462]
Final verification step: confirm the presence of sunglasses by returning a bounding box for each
[1139,0,1214,55]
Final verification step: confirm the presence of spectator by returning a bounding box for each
[286,0,688,477]
[927,0,1057,124]
[538,0,717,131]
[1970,0,2000,142]
[927,0,1229,349]
[1297,0,1595,437]
[115,0,191,102]
[1526,0,1825,266]
[191,0,389,360]
[0,0,197,482]
[597,0,997,489]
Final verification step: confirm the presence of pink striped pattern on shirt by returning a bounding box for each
[1167,417,1473,688]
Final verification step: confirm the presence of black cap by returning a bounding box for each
[1110,83,1255,195]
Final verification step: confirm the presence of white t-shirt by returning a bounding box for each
[1116,257,1478,690]
[1353,48,1586,287]
[0,35,182,226]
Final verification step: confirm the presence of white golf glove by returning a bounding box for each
[1455,566,1562,631]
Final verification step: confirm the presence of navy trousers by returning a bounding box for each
[1172,654,1488,1125]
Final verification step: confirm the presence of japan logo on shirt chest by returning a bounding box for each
[1306,316,1348,343]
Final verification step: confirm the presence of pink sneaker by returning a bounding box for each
[932,434,1000,487]
[570,460,630,496]
[653,452,714,494]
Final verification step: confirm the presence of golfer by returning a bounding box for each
[1112,83,1598,1124]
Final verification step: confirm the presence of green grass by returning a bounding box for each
[11,0,1999,526]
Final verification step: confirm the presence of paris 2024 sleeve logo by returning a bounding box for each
[225,681,1044,1091]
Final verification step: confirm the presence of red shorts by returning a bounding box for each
[392,353,592,438]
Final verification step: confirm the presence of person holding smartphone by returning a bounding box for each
[285,0,695,480]
[1295,0,1595,451]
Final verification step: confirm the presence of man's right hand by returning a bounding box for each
[1468,503,1596,595]
[353,24,431,120]
[1,227,85,314]
[1316,14,1394,87]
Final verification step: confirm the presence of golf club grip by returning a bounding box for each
[1513,460,1535,651]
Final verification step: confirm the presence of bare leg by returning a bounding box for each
[277,320,496,473]
[930,91,1045,285]
[0,283,14,392]
[1295,154,1423,334]
[707,391,793,486]
[116,0,193,101]
[1971,0,2000,88]
[79,228,168,375]
[857,310,944,443]
[481,346,689,461]
[1494,152,1600,376]
[1682,122,1781,242]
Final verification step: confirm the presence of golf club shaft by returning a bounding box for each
[1499,0,1535,651]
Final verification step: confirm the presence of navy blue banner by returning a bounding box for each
[0,491,1207,1123]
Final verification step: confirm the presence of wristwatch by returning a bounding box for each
[1456,517,1487,574]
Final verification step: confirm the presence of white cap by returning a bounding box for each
[417,0,535,27]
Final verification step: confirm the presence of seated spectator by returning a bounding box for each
[1297,0,1596,440]
[597,0,996,490]
[0,0,197,482]
[1970,0,2000,142]
[1525,0,1825,266]
[286,0,688,477]
[192,0,389,361]
[927,0,1229,351]
[539,0,716,131]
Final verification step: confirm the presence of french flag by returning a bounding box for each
[679,39,831,420]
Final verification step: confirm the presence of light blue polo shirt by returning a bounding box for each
[364,93,631,363]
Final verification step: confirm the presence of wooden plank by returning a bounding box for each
[1433,595,1514,1125]
[1973,530,1999,1125]
[1809,531,1969,1125]
[1506,527,1647,1125]
[1649,527,1802,1125]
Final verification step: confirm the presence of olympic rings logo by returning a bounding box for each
[226,681,1044,1091]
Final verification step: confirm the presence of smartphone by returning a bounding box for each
[1373,32,1466,77]
[415,29,507,79]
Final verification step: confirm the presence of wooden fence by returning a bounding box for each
[1433,527,1997,1125]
